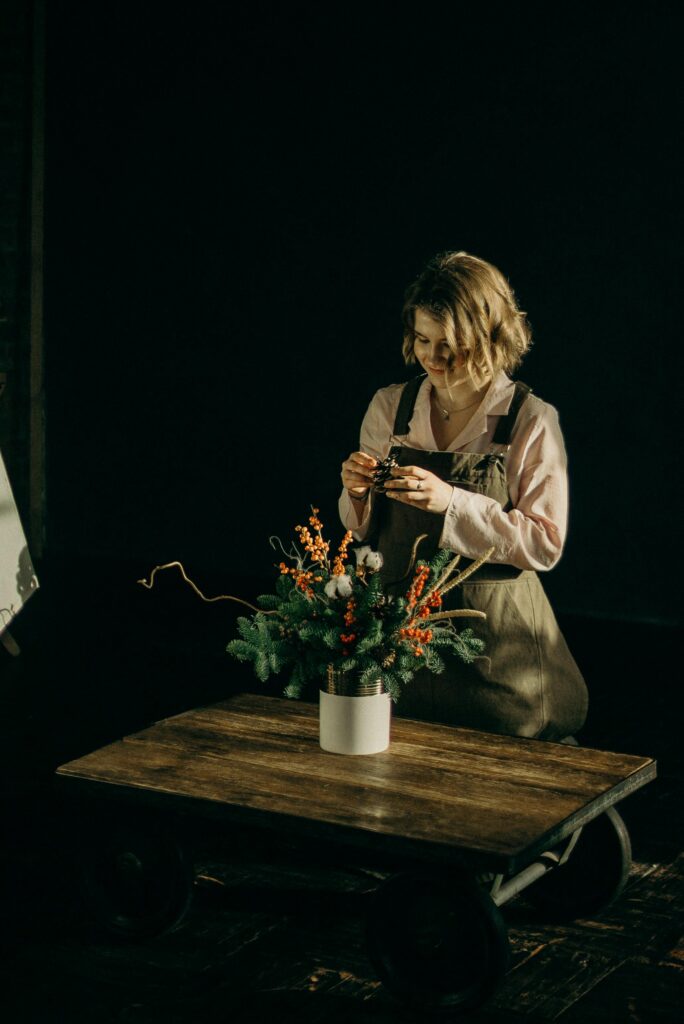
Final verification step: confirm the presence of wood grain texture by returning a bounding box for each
[55,694,656,873]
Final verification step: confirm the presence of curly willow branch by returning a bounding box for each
[137,562,276,615]
[396,533,430,585]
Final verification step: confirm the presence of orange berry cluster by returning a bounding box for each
[406,564,430,610]
[332,529,354,576]
[341,599,357,654]
[415,591,442,619]
[278,562,322,597]
[343,597,356,627]
[309,508,323,531]
[295,512,330,565]
[399,624,434,657]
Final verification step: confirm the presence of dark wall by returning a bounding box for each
[45,3,683,625]
[0,0,32,510]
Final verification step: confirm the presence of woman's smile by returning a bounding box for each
[412,309,466,383]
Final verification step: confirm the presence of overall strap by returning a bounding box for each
[392,374,426,436]
[491,381,532,446]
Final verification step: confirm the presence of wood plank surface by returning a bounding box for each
[55,694,656,873]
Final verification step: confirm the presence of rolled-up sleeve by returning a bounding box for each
[439,400,569,571]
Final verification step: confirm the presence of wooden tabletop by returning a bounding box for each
[55,694,656,874]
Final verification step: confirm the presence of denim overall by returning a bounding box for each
[371,375,588,740]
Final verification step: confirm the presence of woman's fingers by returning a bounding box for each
[386,476,454,514]
[349,452,377,473]
[341,451,378,491]
[342,453,376,478]
[386,469,425,490]
[344,471,373,488]
[389,465,426,479]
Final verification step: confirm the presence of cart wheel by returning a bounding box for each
[366,869,510,1014]
[526,805,631,921]
[81,816,193,940]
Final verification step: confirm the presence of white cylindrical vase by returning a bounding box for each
[319,666,391,755]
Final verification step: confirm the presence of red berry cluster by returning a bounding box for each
[341,598,357,655]
[279,562,323,597]
[398,624,433,657]
[406,564,430,610]
[402,565,444,656]
[343,598,356,627]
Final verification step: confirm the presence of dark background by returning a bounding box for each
[2,9,683,1017]
[44,1,682,626]
[4,0,683,778]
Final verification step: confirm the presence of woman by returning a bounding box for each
[339,251,587,740]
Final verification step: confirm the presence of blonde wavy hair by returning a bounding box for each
[402,251,532,387]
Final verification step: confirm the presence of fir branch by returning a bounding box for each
[452,627,487,663]
[284,662,306,699]
[225,639,256,662]
[360,664,383,687]
[237,615,257,640]
[254,651,271,682]
[424,648,445,674]
[322,627,341,650]
[383,675,402,702]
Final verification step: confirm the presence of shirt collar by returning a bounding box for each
[414,371,516,451]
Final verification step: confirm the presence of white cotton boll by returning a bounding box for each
[354,545,384,571]
[365,550,384,571]
[325,574,353,599]
[354,545,372,566]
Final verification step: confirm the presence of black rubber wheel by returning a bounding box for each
[526,805,632,921]
[366,869,510,1015]
[81,815,193,940]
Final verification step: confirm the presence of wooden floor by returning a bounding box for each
[2,788,682,1022]
[1,561,682,1021]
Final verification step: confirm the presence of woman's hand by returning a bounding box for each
[341,451,377,499]
[384,465,454,514]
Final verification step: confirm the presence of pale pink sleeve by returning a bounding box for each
[439,398,569,571]
[338,387,399,540]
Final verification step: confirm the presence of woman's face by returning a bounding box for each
[412,309,467,387]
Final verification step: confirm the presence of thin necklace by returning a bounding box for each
[433,394,482,420]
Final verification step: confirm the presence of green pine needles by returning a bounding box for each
[226,506,493,703]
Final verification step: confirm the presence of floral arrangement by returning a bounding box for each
[225,506,493,702]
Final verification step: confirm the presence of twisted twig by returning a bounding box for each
[137,561,276,614]
[396,533,430,585]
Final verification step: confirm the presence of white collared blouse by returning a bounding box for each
[338,371,570,572]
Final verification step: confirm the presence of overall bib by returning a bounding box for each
[370,376,588,741]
